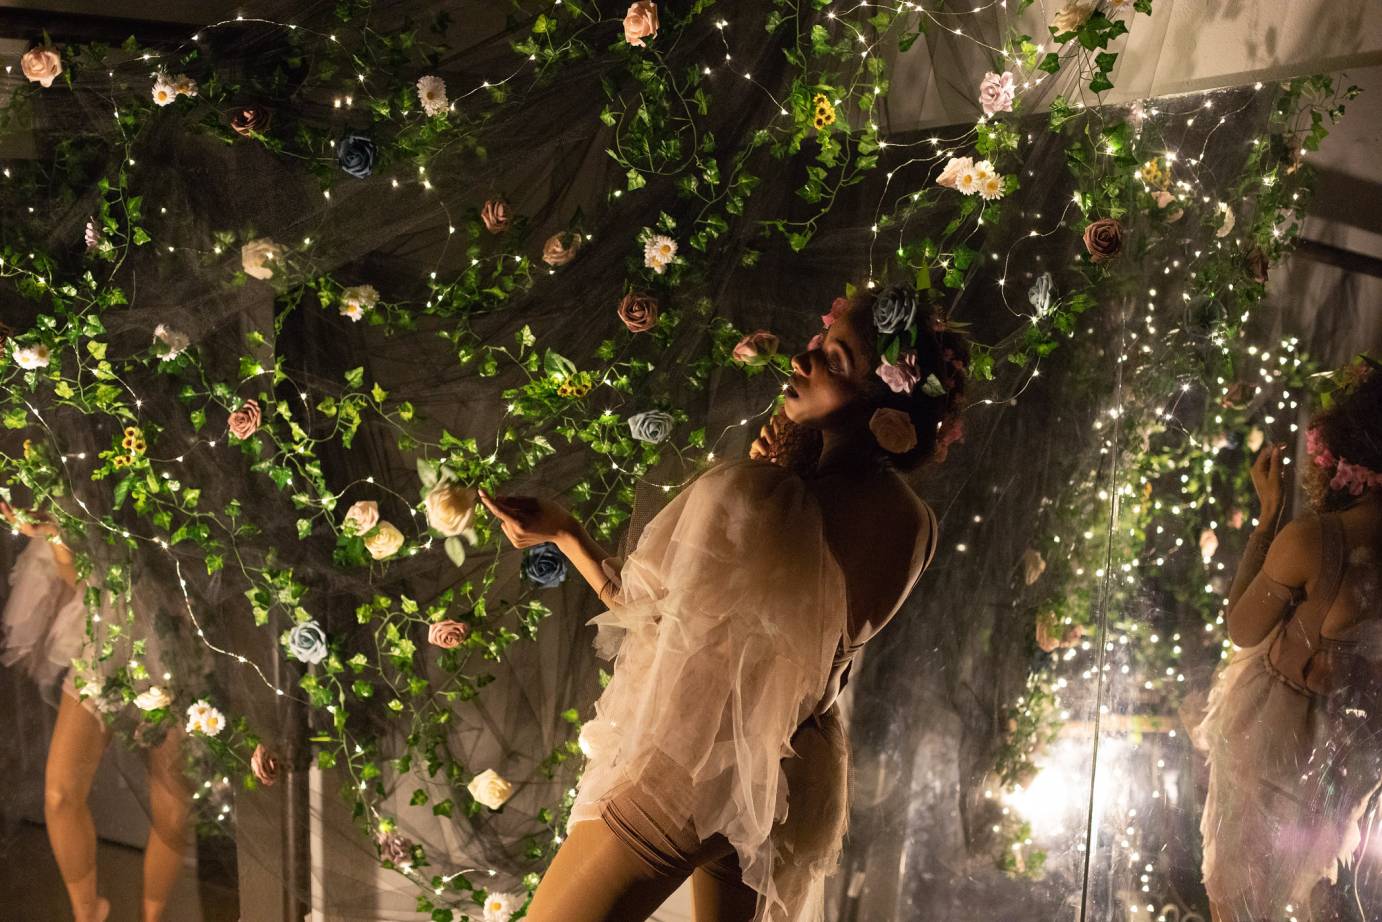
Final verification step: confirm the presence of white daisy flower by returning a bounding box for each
[152,77,177,107]
[481,891,524,922]
[977,172,1005,201]
[185,700,226,736]
[13,343,51,369]
[973,159,996,181]
[339,302,364,322]
[643,234,677,274]
[955,167,982,196]
[416,75,448,117]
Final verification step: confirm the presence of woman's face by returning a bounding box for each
[783,303,875,428]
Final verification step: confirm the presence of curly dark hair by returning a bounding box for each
[1303,357,1382,512]
[841,283,970,472]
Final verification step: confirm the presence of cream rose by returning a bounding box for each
[364,521,405,560]
[342,500,380,536]
[542,231,583,267]
[241,238,282,280]
[21,46,62,88]
[467,768,515,810]
[1052,0,1098,33]
[135,686,172,711]
[424,482,477,537]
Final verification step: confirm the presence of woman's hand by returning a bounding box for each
[0,501,60,541]
[477,490,575,549]
[749,412,821,476]
[749,417,781,462]
[1250,442,1289,532]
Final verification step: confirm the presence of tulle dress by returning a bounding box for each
[2,536,208,737]
[566,458,936,922]
[1193,516,1382,917]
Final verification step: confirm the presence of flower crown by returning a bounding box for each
[819,286,967,457]
[1306,356,1382,497]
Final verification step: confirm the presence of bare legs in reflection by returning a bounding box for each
[44,690,192,922]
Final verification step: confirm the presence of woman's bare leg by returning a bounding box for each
[524,819,688,922]
[44,691,112,922]
[690,865,758,922]
[141,729,191,922]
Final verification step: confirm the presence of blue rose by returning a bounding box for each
[336,134,376,179]
[523,542,568,588]
[628,409,674,444]
[285,620,328,665]
[872,286,918,335]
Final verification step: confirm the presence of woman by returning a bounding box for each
[1,502,195,922]
[1193,358,1382,922]
[479,285,966,922]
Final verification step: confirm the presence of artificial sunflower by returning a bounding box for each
[112,454,130,469]
[132,438,146,454]
[572,383,591,398]
[556,382,572,398]
[1139,158,1166,187]
[121,435,136,449]
[813,115,827,129]
[21,439,33,459]
[812,92,828,107]
[124,426,139,439]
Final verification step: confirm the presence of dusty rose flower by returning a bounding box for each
[1247,247,1270,284]
[427,620,469,649]
[936,156,974,190]
[376,830,414,865]
[424,483,477,537]
[21,46,62,88]
[807,332,824,352]
[617,292,659,333]
[1082,218,1124,263]
[251,744,280,786]
[876,351,922,394]
[1153,190,1183,222]
[364,521,405,560]
[480,199,510,234]
[869,408,917,454]
[821,296,849,329]
[978,71,1015,116]
[228,399,262,439]
[732,330,780,365]
[542,231,583,267]
[241,238,282,280]
[1036,619,1084,653]
[623,1,660,47]
[230,104,271,137]
[342,500,379,536]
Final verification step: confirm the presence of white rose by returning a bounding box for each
[467,768,514,810]
[1245,427,1264,453]
[364,521,404,560]
[241,238,282,281]
[1215,201,1235,238]
[153,324,190,360]
[13,344,51,369]
[424,483,477,537]
[135,686,172,711]
[577,718,619,762]
[481,891,524,922]
[1199,527,1219,565]
[1052,0,1098,33]
[342,500,379,536]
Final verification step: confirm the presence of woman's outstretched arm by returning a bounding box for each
[478,490,620,605]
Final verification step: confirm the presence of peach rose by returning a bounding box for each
[542,231,583,266]
[364,521,404,560]
[241,238,282,280]
[21,46,62,88]
[342,500,379,536]
[1022,548,1046,586]
[251,744,280,786]
[623,2,660,47]
[617,292,659,333]
[481,199,510,234]
[427,620,469,649]
[228,399,262,439]
[732,330,780,365]
[230,104,271,137]
[1153,190,1183,223]
[869,408,917,454]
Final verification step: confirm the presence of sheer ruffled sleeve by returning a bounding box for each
[567,458,847,919]
[1,537,88,693]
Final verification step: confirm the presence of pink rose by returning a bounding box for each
[21,46,62,88]
[876,350,922,394]
[821,296,849,328]
[376,831,414,866]
[617,291,659,333]
[623,1,660,47]
[251,743,280,786]
[978,71,1015,116]
[807,332,824,352]
[480,199,510,234]
[936,156,974,190]
[230,104,271,137]
[869,408,917,454]
[1082,217,1124,263]
[228,399,262,439]
[427,620,470,649]
[542,231,583,267]
[1153,190,1183,223]
[732,330,780,365]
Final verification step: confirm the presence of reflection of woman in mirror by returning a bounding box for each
[0,502,193,922]
[479,286,959,922]
[1194,358,1382,922]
